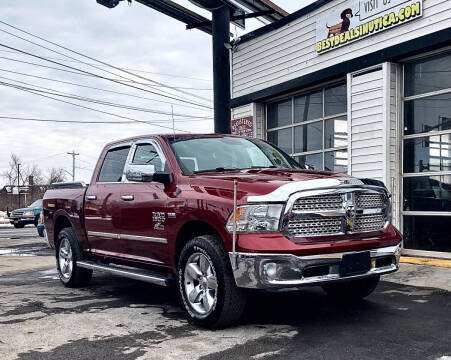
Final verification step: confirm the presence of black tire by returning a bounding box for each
[56,227,92,288]
[322,276,380,301]
[177,234,247,329]
[14,223,24,229]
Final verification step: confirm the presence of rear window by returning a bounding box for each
[98,146,130,182]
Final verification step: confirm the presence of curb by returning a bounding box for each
[400,256,451,268]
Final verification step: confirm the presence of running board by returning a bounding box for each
[77,260,174,287]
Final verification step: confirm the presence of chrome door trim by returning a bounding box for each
[87,231,119,239]
[120,234,168,244]
[87,231,167,244]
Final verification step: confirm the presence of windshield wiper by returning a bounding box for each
[193,167,239,174]
[246,165,277,169]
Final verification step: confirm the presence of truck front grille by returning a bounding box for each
[287,216,343,237]
[284,190,389,238]
[354,214,386,232]
[292,194,342,212]
[356,193,385,208]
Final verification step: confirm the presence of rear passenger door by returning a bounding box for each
[119,139,170,265]
[84,144,131,257]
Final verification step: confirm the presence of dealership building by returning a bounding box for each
[230,0,451,257]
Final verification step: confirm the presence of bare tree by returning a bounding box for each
[47,168,67,184]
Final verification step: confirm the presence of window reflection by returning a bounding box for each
[404,134,451,173]
[325,150,348,173]
[325,117,347,148]
[403,176,451,211]
[267,100,292,128]
[294,121,323,153]
[294,90,323,123]
[267,128,292,154]
[296,153,323,170]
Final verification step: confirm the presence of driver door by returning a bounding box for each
[118,139,170,265]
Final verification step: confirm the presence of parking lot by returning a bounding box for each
[0,227,450,360]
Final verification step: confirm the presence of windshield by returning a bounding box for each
[168,136,303,174]
[29,199,42,208]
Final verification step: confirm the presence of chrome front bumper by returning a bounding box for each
[229,245,401,289]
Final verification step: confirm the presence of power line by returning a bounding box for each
[0,76,212,118]
[0,23,212,103]
[0,43,212,109]
[0,82,192,132]
[0,116,212,124]
[0,56,213,96]
[0,48,213,82]
[0,67,213,111]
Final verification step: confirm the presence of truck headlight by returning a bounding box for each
[226,204,284,233]
[24,210,34,216]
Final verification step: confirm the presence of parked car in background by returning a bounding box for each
[37,211,51,247]
[9,199,43,228]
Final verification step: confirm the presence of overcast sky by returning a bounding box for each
[0,0,314,187]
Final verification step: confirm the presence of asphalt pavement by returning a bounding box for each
[0,227,450,360]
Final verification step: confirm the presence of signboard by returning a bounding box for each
[316,0,422,54]
[231,116,254,137]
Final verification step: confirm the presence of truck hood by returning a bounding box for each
[189,169,362,202]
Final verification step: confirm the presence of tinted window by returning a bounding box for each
[325,83,347,116]
[294,122,323,153]
[294,90,323,123]
[132,143,164,171]
[404,93,451,135]
[403,176,451,212]
[98,146,130,182]
[267,128,292,154]
[296,153,323,170]
[403,215,451,252]
[325,117,347,148]
[404,52,451,97]
[404,135,451,173]
[267,100,292,128]
[325,150,348,173]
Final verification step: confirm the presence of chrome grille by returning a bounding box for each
[292,195,342,212]
[284,190,388,237]
[354,214,386,232]
[287,216,342,237]
[356,193,385,208]
[12,211,24,216]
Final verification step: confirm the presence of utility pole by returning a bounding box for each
[67,151,79,182]
[17,163,20,208]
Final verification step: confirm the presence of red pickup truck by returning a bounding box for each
[43,134,402,328]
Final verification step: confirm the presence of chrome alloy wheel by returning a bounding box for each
[184,252,218,316]
[58,237,73,279]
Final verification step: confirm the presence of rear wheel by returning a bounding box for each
[56,227,92,287]
[177,235,247,328]
[322,276,380,300]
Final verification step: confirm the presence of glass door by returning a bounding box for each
[402,51,451,253]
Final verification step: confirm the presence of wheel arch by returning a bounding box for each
[174,220,225,269]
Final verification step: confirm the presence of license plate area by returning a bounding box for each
[339,252,371,276]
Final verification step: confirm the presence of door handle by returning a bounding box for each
[121,195,134,201]
[86,195,97,200]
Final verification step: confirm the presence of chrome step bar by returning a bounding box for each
[77,260,174,287]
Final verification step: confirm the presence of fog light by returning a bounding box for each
[264,262,277,280]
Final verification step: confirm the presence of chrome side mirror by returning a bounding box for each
[125,164,155,182]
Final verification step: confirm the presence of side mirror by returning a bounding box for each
[126,164,155,182]
[125,165,172,185]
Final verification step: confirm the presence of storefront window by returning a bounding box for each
[403,51,451,253]
[267,82,347,172]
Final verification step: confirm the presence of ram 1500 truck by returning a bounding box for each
[44,134,402,328]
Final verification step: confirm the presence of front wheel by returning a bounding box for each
[177,235,247,328]
[322,276,380,301]
[56,227,92,287]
